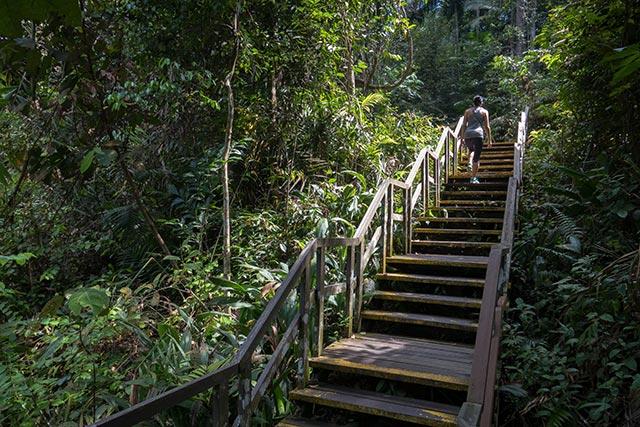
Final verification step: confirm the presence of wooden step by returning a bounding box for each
[310,333,472,390]
[425,206,505,216]
[387,253,489,269]
[417,217,503,225]
[444,182,508,190]
[437,199,505,206]
[413,228,501,236]
[288,384,459,426]
[376,272,485,288]
[362,310,478,331]
[411,240,495,252]
[373,290,482,308]
[277,418,339,427]
[441,190,508,198]
[386,253,489,269]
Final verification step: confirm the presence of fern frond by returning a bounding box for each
[550,206,583,240]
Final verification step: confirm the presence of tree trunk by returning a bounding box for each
[515,0,525,56]
[222,0,242,280]
[339,1,356,96]
[119,157,178,269]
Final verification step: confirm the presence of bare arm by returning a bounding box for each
[483,110,492,146]
[460,109,470,140]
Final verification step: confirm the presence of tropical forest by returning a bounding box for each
[0,0,639,426]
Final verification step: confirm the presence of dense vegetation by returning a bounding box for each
[0,0,638,426]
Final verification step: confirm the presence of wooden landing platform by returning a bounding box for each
[311,333,473,391]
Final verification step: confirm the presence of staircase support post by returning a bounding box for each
[297,258,312,388]
[404,186,412,254]
[314,246,326,357]
[236,363,252,426]
[211,383,229,427]
[345,245,355,337]
[422,152,429,215]
[354,241,365,333]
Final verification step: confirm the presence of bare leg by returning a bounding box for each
[471,161,479,178]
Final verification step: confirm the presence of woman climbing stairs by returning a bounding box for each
[278,141,516,427]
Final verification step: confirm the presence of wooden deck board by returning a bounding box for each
[288,384,459,426]
[373,290,482,308]
[314,337,473,380]
[376,272,485,287]
[362,310,479,331]
[387,253,489,268]
[413,228,501,235]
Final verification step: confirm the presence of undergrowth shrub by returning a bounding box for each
[500,152,640,426]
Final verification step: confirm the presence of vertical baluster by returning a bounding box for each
[387,183,394,257]
[236,363,251,427]
[381,188,388,273]
[297,259,311,388]
[314,246,326,357]
[422,151,429,216]
[211,382,229,427]
[354,241,364,333]
[345,245,355,338]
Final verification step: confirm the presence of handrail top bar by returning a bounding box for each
[405,147,429,185]
[354,178,391,238]
[388,177,409,189]
[92,363,238,426]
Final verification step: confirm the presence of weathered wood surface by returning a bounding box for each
[288,384,460,427]
[411,241,495,250]
[413,228,501,236]
[373,290,482,308]
[361,309,479,331]
[418,217,503,224]
[386,253,489,268]
[309,333,473,389]
[376,272,485,287]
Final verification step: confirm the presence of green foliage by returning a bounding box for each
[536,0,640,164]
[502,151,640,425]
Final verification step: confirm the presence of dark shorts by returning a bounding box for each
[465,137,483,163]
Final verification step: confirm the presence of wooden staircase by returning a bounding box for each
[92,111,527,427]
[279,141,515,427]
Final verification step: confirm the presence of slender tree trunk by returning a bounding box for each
[339,1,356,96]
[222,0,242,280]
[515,0,525,56]
[119,157,178,269]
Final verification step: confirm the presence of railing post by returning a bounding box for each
[435,157,441,208]
[314,246,326,357]
[404,186,412,254]
[381,189,388,273]
[211,383,229,427]
[297,259,312,388]
[444,131,450,183]
[345,245,355,337]
[236,363,252,426]
[423,152,429,215]
[453,131,459,176]
[354,241,365,333]
[386,183,394,257]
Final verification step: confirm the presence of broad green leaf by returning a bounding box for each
[66,287,109,316]
[316,217,329,238]
[80,149,95,173]
[0,252,35,266]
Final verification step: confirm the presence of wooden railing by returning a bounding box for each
[459,107,529,427]
[91,110,525,427]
